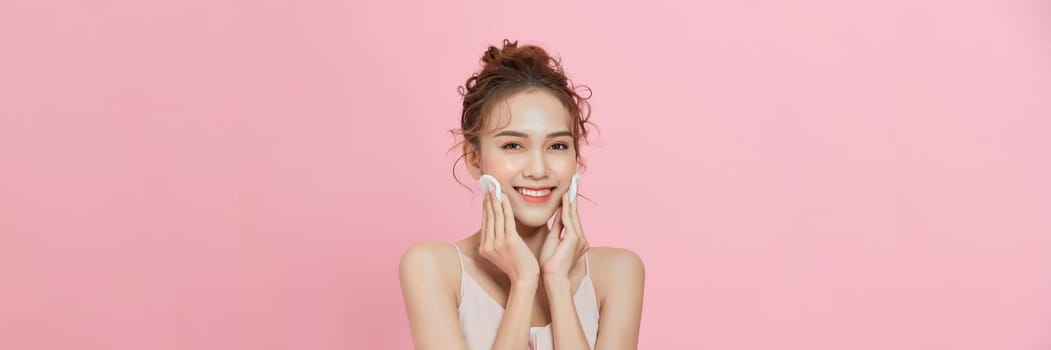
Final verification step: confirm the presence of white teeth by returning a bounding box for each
[516,188,551,197]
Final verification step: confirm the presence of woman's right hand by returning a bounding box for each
[479,188,540,285]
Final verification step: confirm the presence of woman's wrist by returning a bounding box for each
[511,272,540,288]
[541,274,571,290]
[541,267,571,279]
[540,263,570,278]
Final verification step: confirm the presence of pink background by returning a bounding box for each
[2,0,1050,349]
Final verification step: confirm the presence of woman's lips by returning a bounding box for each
[514,187,555,203]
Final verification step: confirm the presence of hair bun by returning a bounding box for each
[481,39,519,65]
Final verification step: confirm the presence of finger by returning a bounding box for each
[480,191,487,246]
[572,199,584,241]
[561,193,573,240]
[559,193,572,239]
[492,191,505,247]
[570,197,588,253]
[501,190,516,239]
[483,191,495,253]
[550,206,563,239]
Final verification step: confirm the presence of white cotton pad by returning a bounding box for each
[478,174,503,202]
[568,173,581,204]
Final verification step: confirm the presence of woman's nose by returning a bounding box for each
[523,151,548,179]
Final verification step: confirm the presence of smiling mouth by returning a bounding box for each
[513,187,556,198]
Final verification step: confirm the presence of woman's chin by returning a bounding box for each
[514,215,555,230]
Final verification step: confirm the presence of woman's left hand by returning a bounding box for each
[539,191,589,279]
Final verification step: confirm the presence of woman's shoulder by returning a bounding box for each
[398,242,461,289]
[588,246,645,272]
[587,246,646,295]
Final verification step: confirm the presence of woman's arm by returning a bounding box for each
[400,243,469,350]
[542,190,600,349]
[546,248,646,350]
[545,274,591,349]
[592,248,645,349]
[491,275,539,349]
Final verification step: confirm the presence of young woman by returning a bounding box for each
[399,39,644,350]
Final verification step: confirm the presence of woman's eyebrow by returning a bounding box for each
[493,130,572,138]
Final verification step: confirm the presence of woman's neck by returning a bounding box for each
[515,220,550,259]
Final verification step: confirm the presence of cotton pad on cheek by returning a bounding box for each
[478,174,503,202]
[568,173,581,204]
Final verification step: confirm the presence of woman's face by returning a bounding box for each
[468,89,578,228]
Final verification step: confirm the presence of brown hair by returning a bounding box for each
[450,39,595,191]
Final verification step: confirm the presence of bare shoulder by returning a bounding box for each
[587,246,645,310]
[588,246,645,276]
[399,242,461,292]
[399,242,471,348]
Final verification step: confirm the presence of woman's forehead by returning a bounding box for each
[484,90,572,134]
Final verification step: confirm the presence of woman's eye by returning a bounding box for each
[502,143,523,150]
[550,143,569,150]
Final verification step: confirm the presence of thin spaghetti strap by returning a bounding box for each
[451,243,466,274]
[451,243,466,303]
[584,252,591,276]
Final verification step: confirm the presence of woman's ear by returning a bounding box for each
[464,143,482,180]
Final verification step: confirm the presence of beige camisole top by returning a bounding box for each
[451,243,600,349]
